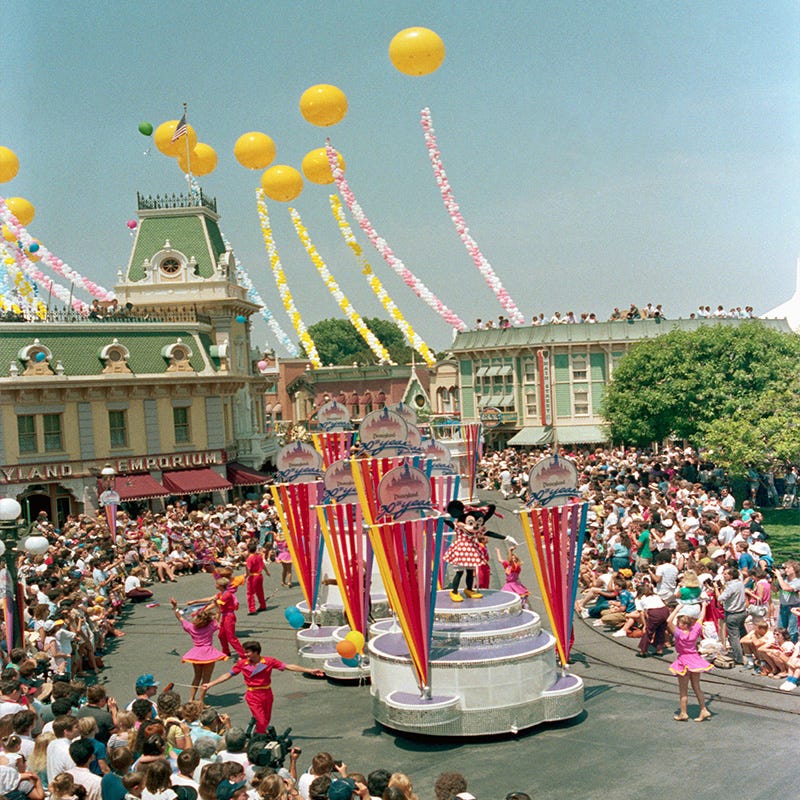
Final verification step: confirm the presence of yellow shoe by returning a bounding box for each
[464,589,483,599]
[449,591,463,602]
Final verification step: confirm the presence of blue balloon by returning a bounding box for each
[341,656,360,668]
[28,242,39,253]
[236,314,247,323]
[284,607,304,629]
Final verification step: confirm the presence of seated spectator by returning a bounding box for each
[67,738,103,800]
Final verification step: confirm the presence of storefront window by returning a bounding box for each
[17,415,36,453]
[109,410,128,448]
[43,414,63,452]
[173,406,190,443]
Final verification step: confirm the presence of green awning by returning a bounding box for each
[554,424,608,444]
[507,426,554,446]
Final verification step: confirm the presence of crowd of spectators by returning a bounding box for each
[479,445,800,689]
[472,303,758,330]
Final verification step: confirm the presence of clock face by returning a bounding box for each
[160,257,181,275]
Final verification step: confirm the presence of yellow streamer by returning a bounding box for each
[289,207,393,365]
[329,195,436,366]
[255,191,322,369]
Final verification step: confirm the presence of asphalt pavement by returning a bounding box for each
[98,493,799,800]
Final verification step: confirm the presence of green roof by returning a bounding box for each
[0,328,210,376]
[128,213,223,281]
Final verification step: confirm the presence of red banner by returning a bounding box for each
[518,502,587,665]
[368,517,443,694]
[271,481,325,611]
[317,502,370,637]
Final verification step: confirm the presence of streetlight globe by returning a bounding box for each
[0,540,5,557]
[23,535,50,555]
[100,465,116,477]
[0,498,22,521]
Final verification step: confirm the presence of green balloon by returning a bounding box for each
[138,121,154,136]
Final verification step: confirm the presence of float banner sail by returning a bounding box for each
[518,502,588,665]
[368,516,444,694]
[271,481,325,612]
[317,502,371,637]
[351,456,430,526]
[312,430,354,469]
[461,422,482,501]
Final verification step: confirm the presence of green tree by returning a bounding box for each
[601,322,800,450]
[304,317,413,366]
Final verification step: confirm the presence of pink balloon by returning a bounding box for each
[127,219,138,230]
[257,360,268,370]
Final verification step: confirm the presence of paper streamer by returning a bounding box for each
[255,190,322,368]
[329,196,436,366]
[220,234,299,357]
[0,195,115,301]
[518,503,587,666]
[311,431,355,469]
[461,422,483,502]
[326,141,467,333]
[2,241,87,315]
[420,108,525,326]
[289,207,393,364]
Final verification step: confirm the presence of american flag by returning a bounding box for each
[171,113,188,142]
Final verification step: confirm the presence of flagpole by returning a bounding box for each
[182,102,192,198]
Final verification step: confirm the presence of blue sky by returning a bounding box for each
[3,2,799,352]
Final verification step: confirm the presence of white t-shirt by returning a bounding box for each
[46,737,76,783]
[655,563,679,603]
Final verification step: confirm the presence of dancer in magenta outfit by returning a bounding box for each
[495,546,530,606]
[169,597,227,702]
[667,602,713,722]
[245,540,269,614]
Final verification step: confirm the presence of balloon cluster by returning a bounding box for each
[325,142,467,332]
[289,207,392,364]
[283,606,305,630]
[420,108,525,326]
[335,629,365,667]
[329,195,435,366]
[255,190,322,367]
[142,119,218,177]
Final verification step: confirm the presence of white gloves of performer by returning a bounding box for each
[505,535,518,546]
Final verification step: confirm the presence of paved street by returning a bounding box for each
[99,495,799,799]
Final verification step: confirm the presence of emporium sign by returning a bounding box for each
[0,449,225,485]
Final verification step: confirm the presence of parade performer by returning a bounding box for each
[202,640,324,733]
[495,545,530,606]
[667,602,713,722]
[274,531,293,587]
[444,500,516,602]
[245,541,269,615]
[169,598,227,703]
[188,577,246,658]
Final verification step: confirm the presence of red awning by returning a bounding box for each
[226,462,272,486]
[161,468,233,495]
[114,474,169,501]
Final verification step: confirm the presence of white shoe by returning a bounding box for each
[612,629,628,638]
[593,620,604,627]
[580,609,590,619]
[779,680,797,692]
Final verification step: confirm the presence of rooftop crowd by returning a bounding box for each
[473,303,757,329]
[0,497,533,800]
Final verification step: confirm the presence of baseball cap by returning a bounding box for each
[135,673,159,690]
[217,781,247,800]
[328,778,356,800]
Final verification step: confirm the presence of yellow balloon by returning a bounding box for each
[234,132,276,170]
[177,142,218,176]
[0,146,20,183]
[345,630,365,653]
[299,84,348,127]
[6,197,35,227]
[301,147,345,185]
[389,27,446,76]
[154,120,198,157]
[2,224,16,242]
[260,165,303,202]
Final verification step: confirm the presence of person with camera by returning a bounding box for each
[201,641,324,734]
[714,566,747,665]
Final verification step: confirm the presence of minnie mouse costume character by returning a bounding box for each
[444,500,517,602]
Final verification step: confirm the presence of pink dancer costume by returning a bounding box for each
[501,561,529,599]
[180,618,228,664]
[669,621,714,676]
[275,539,292,563]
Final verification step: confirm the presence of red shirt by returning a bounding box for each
[246,553,265,575]
[216,588,239,615]
[230,656,285,688]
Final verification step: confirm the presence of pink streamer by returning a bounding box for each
[0,196,115,302]
[420,108,525,326]
[325,142,467,332]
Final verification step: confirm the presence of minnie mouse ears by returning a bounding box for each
[447,500,496,522]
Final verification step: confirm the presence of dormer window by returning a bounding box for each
[99,339,132,374]
[162,339,194,372]
[160,257,181,275]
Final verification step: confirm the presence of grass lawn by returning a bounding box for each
[759,507,800,563]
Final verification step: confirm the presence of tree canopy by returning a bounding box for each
[601,322,800,473]
[304,317,413,366]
